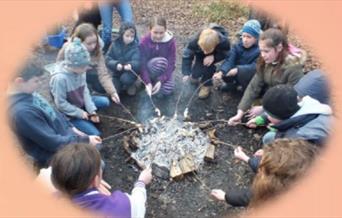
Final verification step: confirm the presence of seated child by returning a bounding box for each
[50,38,110,136]
[213,20,261,91]
[211,138,317,207]
[51,143,152,218]
[247,84,332,146]
[182,23,230,99]
[140,17,176,98]
[106,22,140,96]
[8,62,101,168]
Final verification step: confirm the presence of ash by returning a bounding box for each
[131,116,210,170]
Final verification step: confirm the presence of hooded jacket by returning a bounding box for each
[238,52,305,111]
[105,22,140,75]
[182,24,231,75]
[50,63,97,119]
[272,96,332,145]
[139,30,176,84]
[9,93,88,166]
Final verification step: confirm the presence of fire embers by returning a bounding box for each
[130,116,210,179]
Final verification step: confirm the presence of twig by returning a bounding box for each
[213,139,239,149]
[98,114,140,126]
[192,172,211,193]
[102,127,138,142]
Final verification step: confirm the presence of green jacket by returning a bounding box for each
[238,55,304,111]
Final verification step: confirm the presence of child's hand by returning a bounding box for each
[138,167,153,185]
[117,63,123,71]
[210,189,226,201]
[90,114,100,123]
[98,179,112,196]
[145,83,152,96]
[246,106,264,119]
[152,81,162,95]
[234,146,250,163]
[227,68,238,77]
[246,118,257,129]
[203,55,214,66]
[254,149,264,157]
[111,93,120,104]
[228,110,244,126]
[213,71,223,80]
[89,135,102,145]
[182,75,190,82]
[82,111,89,120]
[124,64,132,71]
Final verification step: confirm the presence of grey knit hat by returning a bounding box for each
[241,19,262,39]
[64,37,91,67]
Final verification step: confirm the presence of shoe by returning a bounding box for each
[127,85,137,96]
[198,86,211,99]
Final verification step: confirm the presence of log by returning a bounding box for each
[204,144,215,162]
[179,154,196,174]
[170,160,183,179]
[122,136,131,154]
[208,129,217,142]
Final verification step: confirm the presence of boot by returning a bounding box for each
[198,86,211,99]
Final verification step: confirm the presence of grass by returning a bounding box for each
[193,0,249,24]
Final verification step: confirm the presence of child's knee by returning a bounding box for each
[147,57,169,77]
[262,131,276,145]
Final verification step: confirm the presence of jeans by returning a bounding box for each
[70,96,110,136]
[99,0,133,49]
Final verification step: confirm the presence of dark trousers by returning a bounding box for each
[112,70,137,93]
[222,68,255,91]
[190,53,227,86]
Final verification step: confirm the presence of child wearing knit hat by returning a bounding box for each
[213,19,261,92]
[50,38,110,137]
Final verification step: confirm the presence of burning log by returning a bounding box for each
[204,144,216,162]
[170,160,183,179]
[179,154,197,174]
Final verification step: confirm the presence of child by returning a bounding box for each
[8,62,101,168]
[213,20,261,92]
[57,23,120,104]
[51,143,152,218]
[51,38,110,136]
[106,22,140,96]
[228,28,305,125]
[211,138,317,207]
[247,85,332,146]
[140,17,176,97]
[182,24,230,99]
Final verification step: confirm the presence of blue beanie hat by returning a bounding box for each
[241,19,261,39]
[64,37,91,67]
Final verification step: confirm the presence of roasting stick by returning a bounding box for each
[98,114,141,126]
[102,127,139,143]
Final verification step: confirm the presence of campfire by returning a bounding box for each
[122,116,217,179]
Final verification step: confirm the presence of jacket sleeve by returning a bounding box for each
[83,80,97,114]
[158,39,176,83]
[50,76,85,118]
[225,188,252,207]
[97,52,118,97]
[129,45,141,73]
[14,109,89,152]
[285,64,304,86]
[105,44,120,72]
[126,181,147,218]
[238,72,265,111]
[139,40,152,84]
[181,38,197,75]
[220,45,238,74]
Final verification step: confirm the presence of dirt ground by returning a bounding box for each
[28,1,321,217]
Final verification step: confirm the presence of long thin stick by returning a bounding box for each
[184,78,213,110]
[102,127,138,142]
[173,81,185,118]
[129,69,160,116]
[213,139,238,149]
[119,103,139,123]
[98,114,140,126]
[192,172,211,192]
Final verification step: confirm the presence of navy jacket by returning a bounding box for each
[182,24,230,75]
[220,40,260,75]
[105,22,140,73]
[9,93,88,167]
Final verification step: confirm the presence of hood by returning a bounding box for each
[209,23,229,39]
[9,92,32,107]
[157,30,174,43]
[117,22,138,45]
[283,45,307,67]
[292,95,332,117]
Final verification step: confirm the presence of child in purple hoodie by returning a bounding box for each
[51,143,152,218]
[140,17,176,97]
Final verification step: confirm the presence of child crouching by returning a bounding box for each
[51,143,152,218]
